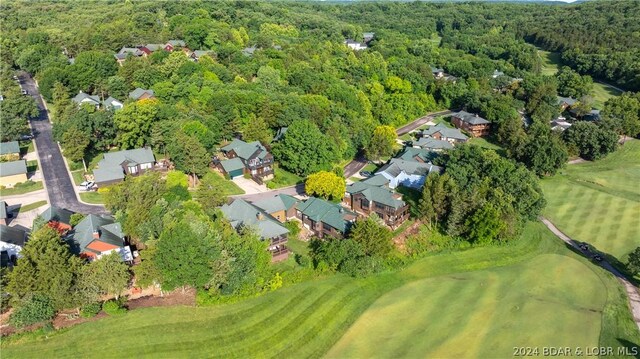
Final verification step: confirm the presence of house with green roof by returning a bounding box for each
[217,139,274,182]
[93,148,162,187]
[38,206,75,233]
[343,182,409,228]
[66,214,132,262]
[252,194,299,223]
[397,148,439,164]
[412,137,454,151]
[0,160,27,188]
[0,141,20,162]
[220,199,289,261]
[296,197,357,238]
[420,123,468,143]
[129,88,155,101]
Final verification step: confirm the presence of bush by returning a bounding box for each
[80,302,102,318]
[10,294,56,328]
[295,253,312,268]
[102,299,126,316]
[284,221,300,240]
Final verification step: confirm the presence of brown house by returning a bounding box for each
[296,197,357,239]
[451,111,491,137]
[217,139,274,183]
[344,182,409,228]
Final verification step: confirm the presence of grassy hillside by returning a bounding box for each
[542,139,640,263]
[3,222,638,358]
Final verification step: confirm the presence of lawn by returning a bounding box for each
[592,81,622,110]
[266,166,303,189]
[79,191,103,204]
[71,170,85,186]
[11,200,47,214]
[3,221,638,357]
[205,171,245,196]
[0,181,43,196]
[468,137,502,151]
[541,139,640,264]
[26,160,38,173]
[538,49,562,76]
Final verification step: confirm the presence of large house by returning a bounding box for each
[66,214,132,262]
[377,158,442,189]
[217,139,274,182]
[252,194,299,223]
[557,96,577,111]
[451,111,491,137]
[344,39,367,51]
[0,225,27,266]
[343,182,409,228]
[412,137,453,151]
[296,197,357,238]
[38,206,74,234]
[220,199,289,262]
[114,47,146,65]
[72,92,123,110]
[397,148,439,164]
[93,148,161,187]
[420,123,468,143]
[129,88,155,101]
[0,141,20,162]
[0,160,27,188]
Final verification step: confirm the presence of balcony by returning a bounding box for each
[247,159,274,169]
[270,246,289,262]
[270,235,287,246]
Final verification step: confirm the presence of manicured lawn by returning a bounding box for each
[538,49,562,76]
[11,200,47,214]
[71,170,85,186]
[79,191,103,204]
[361,163,378,173]
[541,139,640,264]
[26,160,38,173]
[266,167,303,189]
[0,181,43,196]
[204,171,245,196]
[468,137,502,151]
[287,237,310,256]
[592,81,622,110]
[3,222,638,357]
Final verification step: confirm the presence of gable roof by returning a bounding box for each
[72,92,100,106]
[346,182,406,209]
[297,197,355,233]
[397,148,439,163]
[192,50,213,58]
[102,97,123,109]
[114,47,144,60]
[221,139,268,161]
[413,138,454,150]
[167,40,186,47]
[274,127,288,141]
[557,96,577,106]
[68,214,124,255]
[378,158,442,178]
[145,44,164,51]
[0,160,27,177]
[39,206,74,225]
[431,66,444,73]
[361,174,391,186]
[0,225,26,247]
[94,148,155,184]
[421,123,468,141]
[220,199,289,240]
[0,141,20,155]
[129,88,155,100]
[242,46,257,56]
[252,194,299,214]
[220,158,245,173]
[452,111,490,125]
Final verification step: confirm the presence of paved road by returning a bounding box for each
[18,72,107,215]
[396,110,453,136]
[540,217,640,332]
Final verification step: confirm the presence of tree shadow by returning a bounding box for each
[616,338,640,359]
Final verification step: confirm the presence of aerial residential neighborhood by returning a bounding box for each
[0,0,639,357]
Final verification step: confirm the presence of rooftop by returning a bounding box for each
[67,214,124,255]
[221,139,269,161]
[378,158,442,178]
[220,199,289,240]
[39,206,74,225]
[0,160,27,177]
[129,88,154,100]
[0,141,20,155]
[297,197,356,233]
[413,137,454,150]
[94,148,155,184]
[0,225,27,247]
[252,194,298,214]
[452,111,490,125]
[422,123,468,141]
[346,182,406,209]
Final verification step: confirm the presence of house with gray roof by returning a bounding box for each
[93,148,157,187]
[397,148,439,164]
[0,160,27,187]
[66,214,132,262]
[190,50,214,62]
[343,181,409,228]
[296,197,357,238]
[72,92,101,108]
[220,199,289,261]
[103,96,123,110]
[420,123,468,143]
[217,139,274,182]
[377,158,442,189]
[363,32,375,44]
[413,137,454,151]
[129,88,155,101]
[344,39,367,51]
[0,225,27,263]
[114,46,145,65]
[242,45,258,56]
[431,66,445,79]
[557,96,577,110]
[451,111,491,137]
[38,206,75,232]
[0,141,20,161]
[492,69,505,78]
[252,194,299,223]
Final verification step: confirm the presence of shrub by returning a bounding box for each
[295,253,311,268]
[80,302,102,318]
[10,294,56,328]
[102,299,126,316]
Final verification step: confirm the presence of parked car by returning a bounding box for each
[80,181,95,190]
[591,254,603,262]
[359,171,373,178]
[19,134,34,140]
[579,243,589,251]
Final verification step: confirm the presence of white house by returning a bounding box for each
[376,159,442,189]
[0,225,27,261]
[344,39,367,51]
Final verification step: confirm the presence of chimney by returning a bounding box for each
[256,212,264,220]
[339,208,344,214]
[92,230,100,239]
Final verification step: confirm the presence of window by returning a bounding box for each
[129,166,138,174]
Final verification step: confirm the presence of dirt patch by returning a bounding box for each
[393,220,423,252]
[126,287,196,310]
[52,310,109,330]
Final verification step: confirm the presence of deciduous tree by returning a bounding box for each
[305,171,346,201]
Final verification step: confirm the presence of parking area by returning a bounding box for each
[231,176,269,195]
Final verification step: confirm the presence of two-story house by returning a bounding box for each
[252,194,299,223]
[420,123,468,144]
[343,182,409,228]
[218,139,274,183]
[451,111,491,137]
[377,158,443,190]
[220,199,290,262]
[66,214,133,262]
[72,92,124,110]
[114,47,146,66]
[296,197,357,239]
[93,148,165,187]
[129,88,155,101]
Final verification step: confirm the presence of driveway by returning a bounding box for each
[18,72,106,215]
[540,217,640,332]
[231,177,269,195]
[236,183,305,202]
[396,110,453,136]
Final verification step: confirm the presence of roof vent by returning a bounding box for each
[339,208,344,213]
[256,212,264,220]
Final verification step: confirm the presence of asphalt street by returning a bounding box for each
[18,72,107,215]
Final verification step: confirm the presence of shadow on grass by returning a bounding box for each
[562,240,640,288]
[396,186,422,218]
[616,339,640,359]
